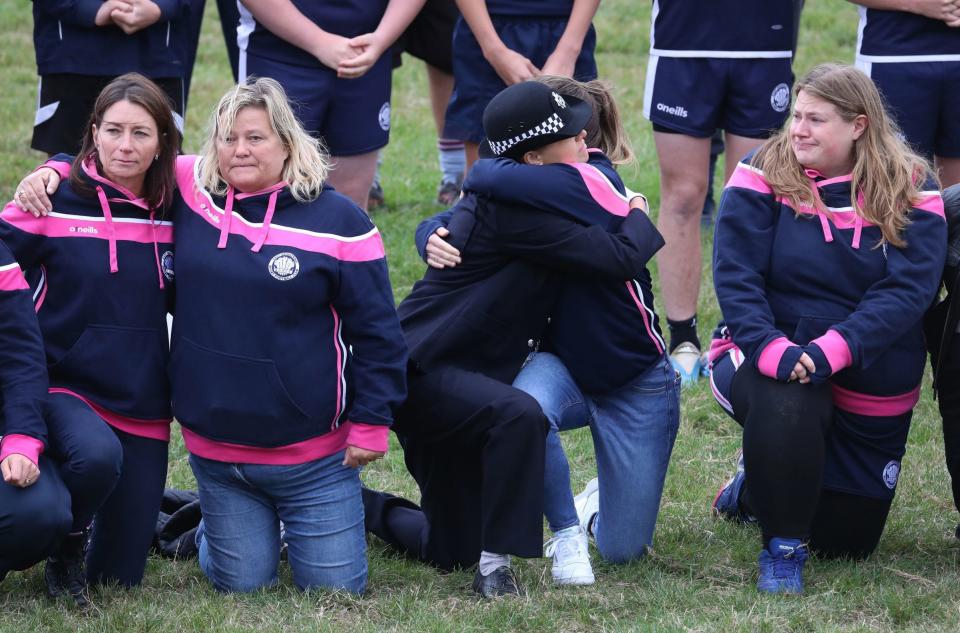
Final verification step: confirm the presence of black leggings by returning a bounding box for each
[731,364,892,560]
[936,334,960,517]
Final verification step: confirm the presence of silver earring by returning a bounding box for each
[154,154,159,161]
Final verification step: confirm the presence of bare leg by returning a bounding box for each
[426,64,454,137]
[654,131,712,325]
[937,156,960,188]
[723,133,767,185]
[465,141,480,172]
[327,151,380,212]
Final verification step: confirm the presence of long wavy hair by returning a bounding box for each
[755,63,935,247]
[72,73,179,214]
[533,75,635,166]
[198,77,328,202]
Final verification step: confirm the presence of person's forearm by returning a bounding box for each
[240,0,333,58]
[554,0,599,57]
[455,0,505,57]
[851,0,929,11]
[374,0,428,49]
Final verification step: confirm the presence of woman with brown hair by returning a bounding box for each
[2,72,180,604]
[708,63,946,594]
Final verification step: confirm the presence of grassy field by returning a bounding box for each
[3,1,960,631]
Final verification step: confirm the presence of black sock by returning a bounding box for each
[667,315,700,352]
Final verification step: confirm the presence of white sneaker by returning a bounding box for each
[544,528,595,585]
[574,477,600,537]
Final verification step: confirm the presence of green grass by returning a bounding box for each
[3,1,960,631]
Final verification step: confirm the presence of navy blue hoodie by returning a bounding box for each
[0,154,173,441]
[0,242,49,466]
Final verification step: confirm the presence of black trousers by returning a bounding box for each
[731,364,892,560]
[364,365,547,571]
[937,334,960,517]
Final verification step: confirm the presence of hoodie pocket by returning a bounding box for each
[792,316,842,346]
[51,325,170,418]
[170,337,314,447]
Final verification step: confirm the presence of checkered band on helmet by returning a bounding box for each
[488,112,564,156]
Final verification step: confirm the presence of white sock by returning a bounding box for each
[478,551,510,576]
[554,525,581,538]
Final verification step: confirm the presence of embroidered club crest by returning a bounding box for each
[770,83,790,113]
[161,251,174,281]
[268,252,300,281]
[882,460,900,490]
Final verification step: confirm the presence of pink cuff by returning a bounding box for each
[810,329,853,374]
[756,336,794,378]
[40,160,71,180]
[345,422,389,454]
[0,434,44,466]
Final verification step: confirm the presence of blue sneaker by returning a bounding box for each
[757,538,808,594]
[712,453,757,524]
[670,342,702,385]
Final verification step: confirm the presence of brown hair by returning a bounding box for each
[533,75,635,166]
[71,73,179,215]
[754,63,935,247]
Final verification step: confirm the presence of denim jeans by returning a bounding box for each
[190,451,367,594]
[512,352,680,562]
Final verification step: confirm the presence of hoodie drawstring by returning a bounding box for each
[217,187,235,249]
[95,186,119,273]
[251,189,280,253]
[149,210,165,289]
[807,182,835,244]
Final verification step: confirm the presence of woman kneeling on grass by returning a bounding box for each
[17,77,408,595]
[707,63,946,594]
[4,73,179,605]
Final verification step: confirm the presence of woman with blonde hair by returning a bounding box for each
[15,76,407,594]
[707,63,946,594]
[169,77,407,594]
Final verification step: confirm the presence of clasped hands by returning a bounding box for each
[95,0,163,35]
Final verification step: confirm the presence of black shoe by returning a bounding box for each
[45,531,90,608]
[471,566,522,599]
[955,523,960,540]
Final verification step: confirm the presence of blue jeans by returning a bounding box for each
[512,353,680,562]
[190,451,367,594]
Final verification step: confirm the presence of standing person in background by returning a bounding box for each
[235,0,426,211]
[446,0,600,170]
[218,0,242,81]
[371,0,465,209]
[850,1,960,187]
[31,0,190,156]
[643,0,798,384]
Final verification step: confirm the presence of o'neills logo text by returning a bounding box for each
[656,102,688,118]
[69,226,98,234]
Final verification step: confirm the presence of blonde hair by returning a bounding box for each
[755,63,935,247]
[533,75,635,166]
[198,77,329,202]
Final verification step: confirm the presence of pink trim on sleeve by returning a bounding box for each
[756,336,794,378]
[40,160,71,180]
[345,422,390,453]
[726,163,773,194]
[914,192,945,218]
[0,262,28,291]
[810,330,853,374]
[0,434,44,466]
[567,163,630,217]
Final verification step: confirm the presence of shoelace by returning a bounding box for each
[544,533,584,559]
[770,546,806,578]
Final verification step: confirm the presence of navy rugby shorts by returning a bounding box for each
[643,56,793,139]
